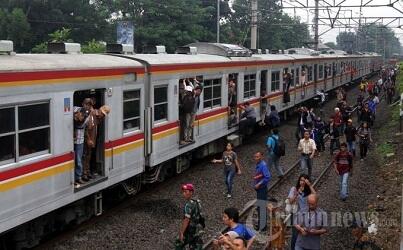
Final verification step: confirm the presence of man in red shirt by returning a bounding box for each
[334,143,353,201]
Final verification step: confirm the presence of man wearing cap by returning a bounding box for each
[344,119,357,156]
[83,104,110,181]
[177,184,203,250]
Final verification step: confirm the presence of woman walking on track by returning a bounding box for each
[212,143,242,198]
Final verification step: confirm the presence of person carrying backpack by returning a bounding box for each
[266,128,285,177]
[176,184,205,250]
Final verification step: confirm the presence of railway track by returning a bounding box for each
[202,156,335,250]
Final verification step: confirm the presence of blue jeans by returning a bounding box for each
[300,155,313,179]
[339,172,349,199]
[256,187,268,230]
[291,226,298,250]
[224,168,236,195]
[347,141,356,155]
[268,153,284,176]
[74,143,84,181]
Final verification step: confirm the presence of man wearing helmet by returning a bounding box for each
[176,184,204,250]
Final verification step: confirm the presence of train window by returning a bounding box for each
[18,102,50,159]
[154,86,168,122]
[0,107,15,134]
[0,102,50,165]
[203,78,222,109]
[307,66,313,82]
[123,90,141,132]
[271,71,280,92]
[243,74,256,99]
[18,103,49,130]
[318,65,324,79]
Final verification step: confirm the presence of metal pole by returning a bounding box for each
[251,0,258,49]
[314,0,319,51]
[217,0,220,43]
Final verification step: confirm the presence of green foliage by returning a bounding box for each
[336,24,401,58]
[0,8,30,51]
[82,39,106,53]
[49,27,72,42]
[31,42,47,53]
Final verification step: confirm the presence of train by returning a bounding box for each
[0,40,382,248]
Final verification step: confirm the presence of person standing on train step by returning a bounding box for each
[294,194,327,250]
[73,98,92,187]
[334,142,353,201]
[253,151,271,231]
[181,85,195,144]
[176,184,204,250]
[266,129,285,178]
[191,85,203,140]
[83,105,110,181]
[344,119,357,156]
[298,131,316,179]
[212,142,242,198]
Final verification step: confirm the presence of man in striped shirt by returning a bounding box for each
[334,142,353,201]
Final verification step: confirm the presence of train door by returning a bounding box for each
[73,89,106,189]
[228,73,238,128]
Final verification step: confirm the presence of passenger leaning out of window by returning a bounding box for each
[83,104,110,181]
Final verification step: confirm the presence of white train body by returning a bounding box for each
[0,44,382,240]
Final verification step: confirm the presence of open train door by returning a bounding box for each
[73,88,107,189]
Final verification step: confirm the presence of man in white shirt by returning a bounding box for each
[298,131,317,179]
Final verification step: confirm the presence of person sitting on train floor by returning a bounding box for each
[73,98,92,187]
[180,85,195,145]
[83,105,110,181]
[239,102,256,136]
[221,207,255,249]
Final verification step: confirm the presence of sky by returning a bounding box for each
[280,0,403,44]
[230,0,403,45]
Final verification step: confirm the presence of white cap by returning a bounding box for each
[185,85,193,92]
[335,107,340,112]
[224,231,239,240]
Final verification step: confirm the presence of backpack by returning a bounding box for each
[271,136,285,157]
[191,199,205,228]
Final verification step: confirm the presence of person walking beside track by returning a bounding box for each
[176,184,204,250]
[357,122,372,161]
[266,128,285,178]
[298,131,316,179]
[286,174,316,250]
[253,152,271,231]
[334,142,353,201]
[344,119,357,156]
[212,143,242,198]
[294,194,327,250]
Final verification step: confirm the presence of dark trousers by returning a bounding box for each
[239,118,256,135]
[330,138,340,155]
[256,187,268,231]
[360,143,368,159]
[315,134,325,152]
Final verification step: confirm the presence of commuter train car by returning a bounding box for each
[0,41,382,248]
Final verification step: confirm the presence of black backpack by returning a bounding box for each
[191,199,205,228]
[271,136,285,157]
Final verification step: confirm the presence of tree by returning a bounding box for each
[0,8,30,51]
[324,42,336,49]
[82,39,106,53]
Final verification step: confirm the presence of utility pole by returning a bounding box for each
[251,0,258,49]
[314,0,319,51]
[217,0,220,43]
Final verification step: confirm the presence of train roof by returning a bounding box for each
[0,53,143,72]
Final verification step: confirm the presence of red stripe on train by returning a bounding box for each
[105,133,145,149]
[0,152,74,182]
[0,67,145,83]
